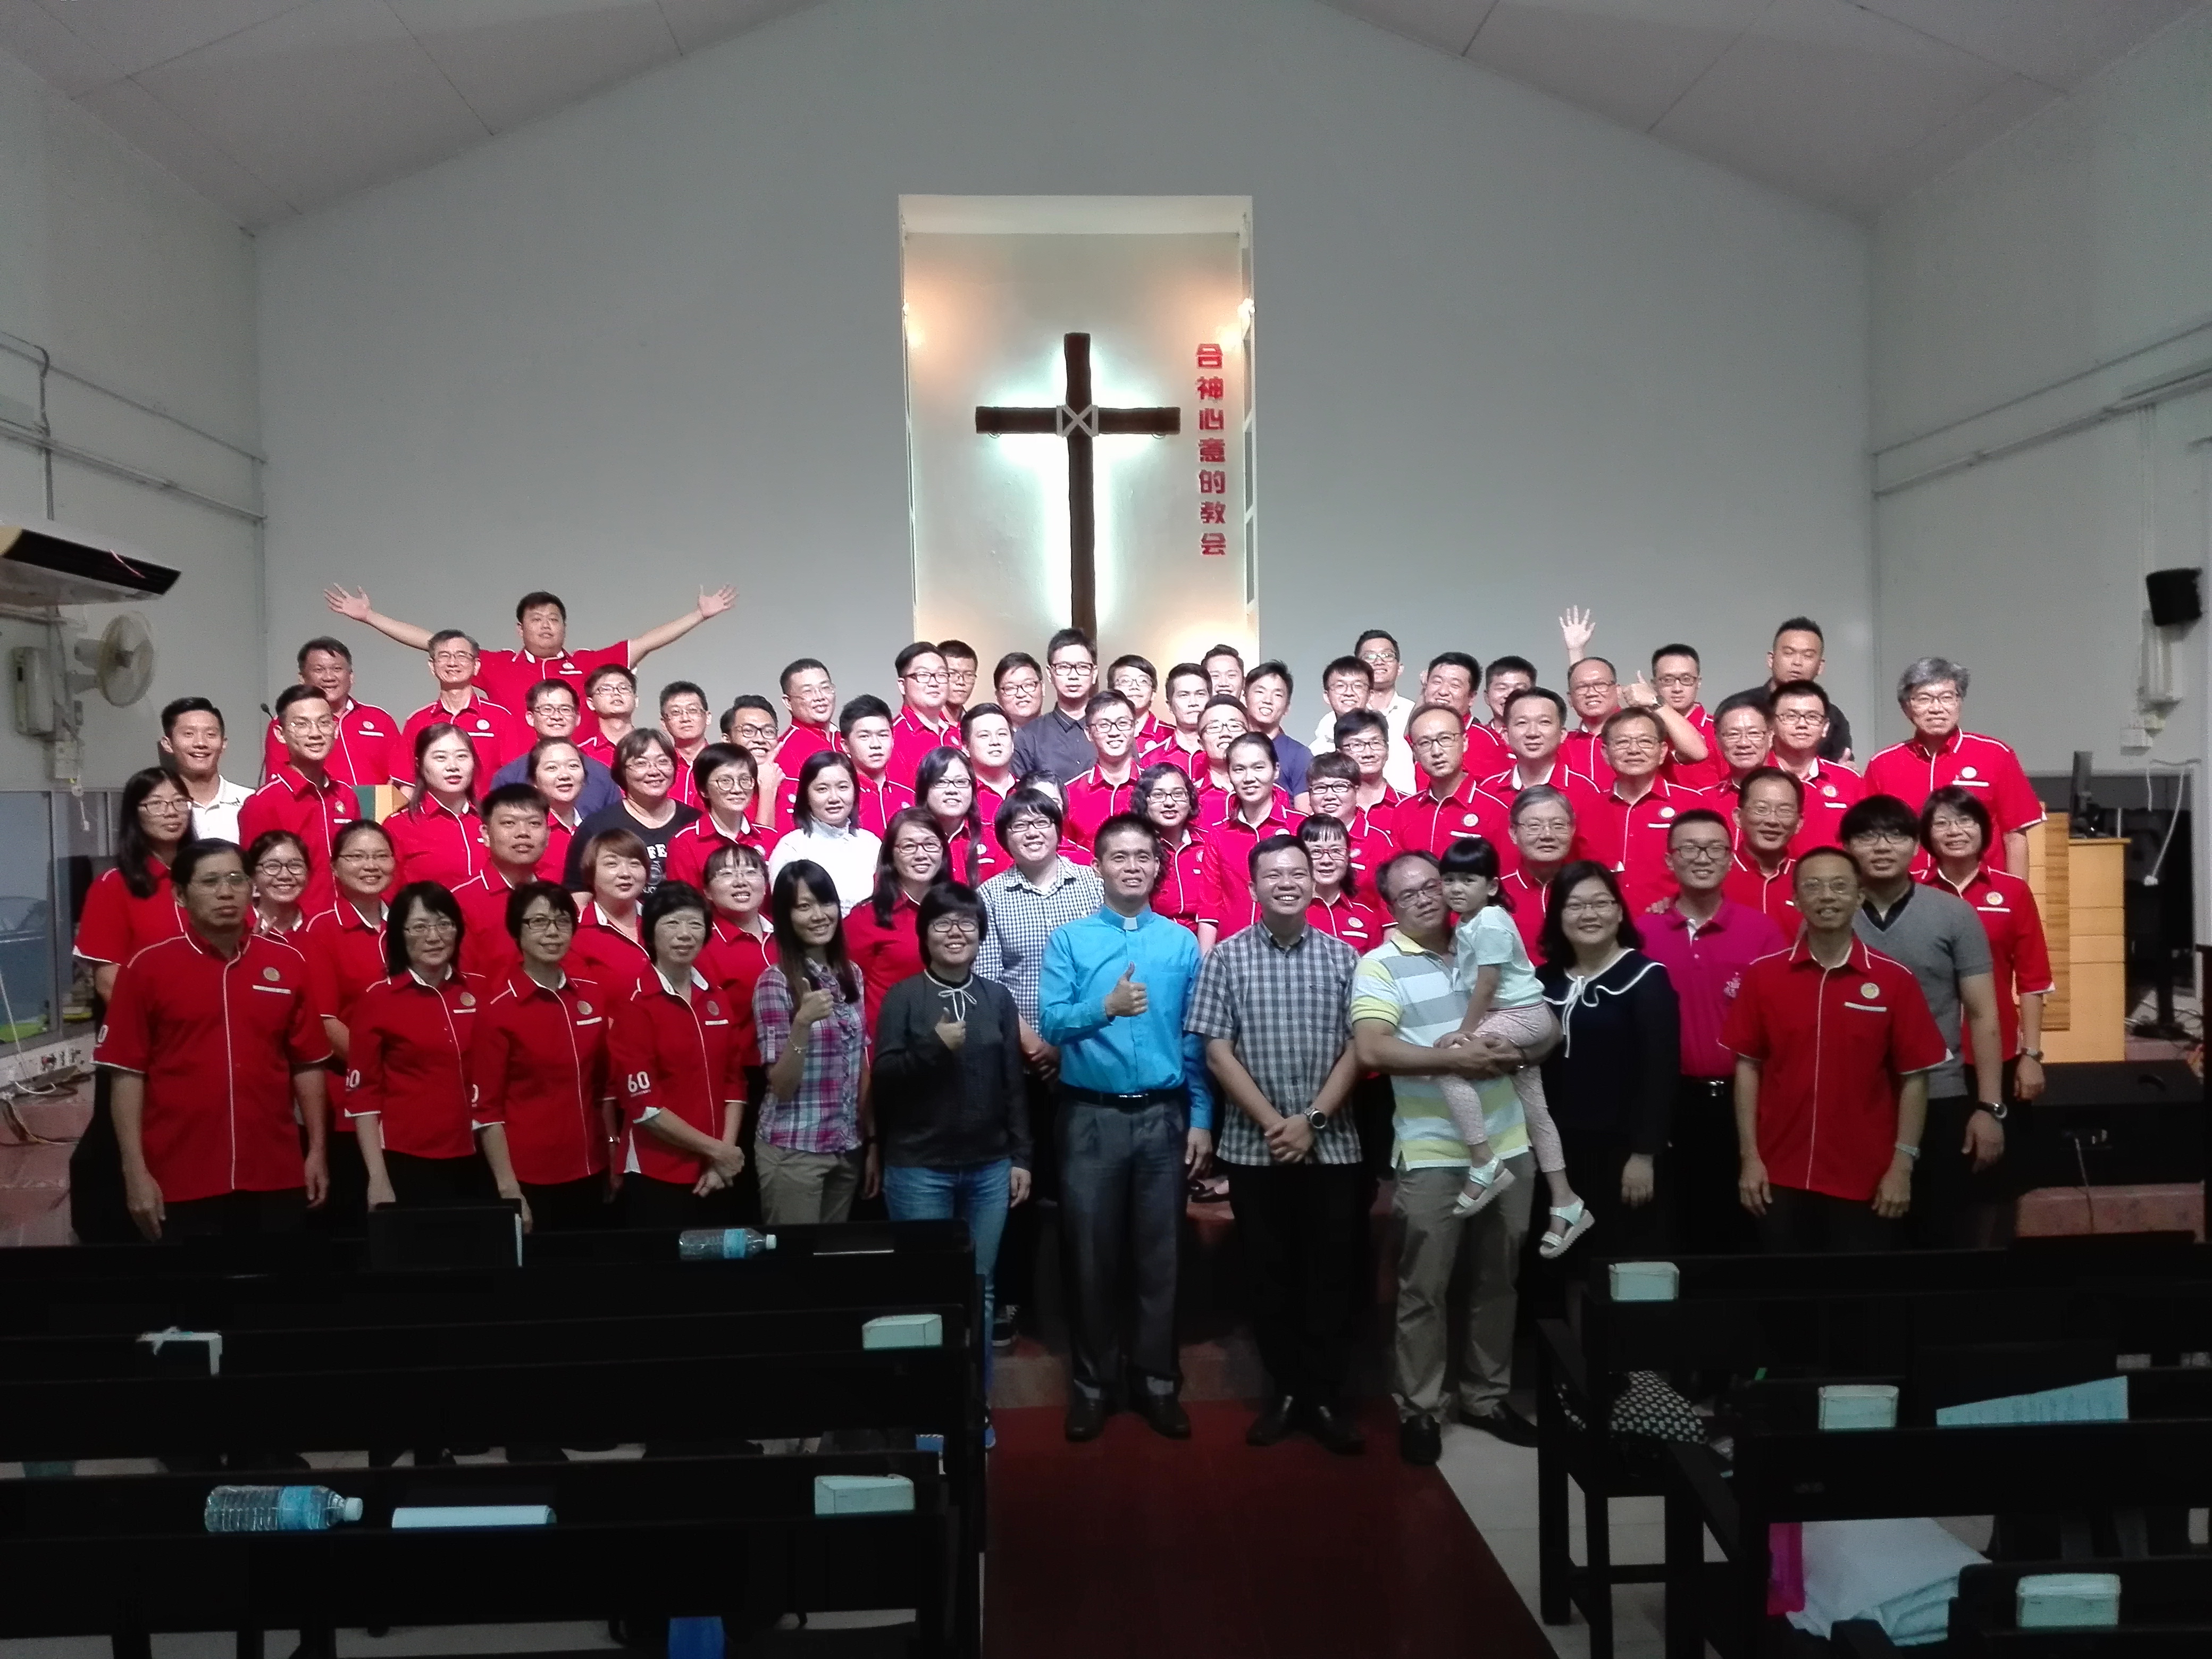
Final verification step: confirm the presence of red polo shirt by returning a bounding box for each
[1480,759,1603,805]
[1138,734,1205,778]
[1330,797,1402,886]
[96,931,328,1202]
[576,731,618,769]
[75,861,183,967]
[474,644,631,742]
[852,774,918,838]
[1862,729,2045,842]
[1152,831,1219,936]
[540,808,582,884]
[1465,722,1512,779]
[846,890,926,1035]
[701,920,776,1067]
[663,815,772,892]
[1064,767,1138,846]
[345,970,484,1159]
[1390,774,1515,868]
[467,969,613,1185]
[774,722,841,777]
[1307,891,1386,951]
[667,744,709,812]
[260,698,401,790]
[1576,777,1715,914]
[1203,801,1298,937]
[1723,853,1800,935]
[888,708,960,789]
[384,798,489,892]
[610,969,748,1185]
[1780,759,1865,856]
[301,899,387,1128]
[1922,863,2053,1057]
[1559,728,1616,791]
[1197,780,1290,827]
[1640,898,1788,1079]
[1660,705,1723,789]
[454,869,533,982]
[398,693,525,790]
[567,903,652,998]
[1497,867,1554,961]
[943,821,1006,887]
[239,765,359,915]
[1722,936,1948,1202]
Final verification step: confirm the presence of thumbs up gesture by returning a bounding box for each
[1104,962,1149,1018]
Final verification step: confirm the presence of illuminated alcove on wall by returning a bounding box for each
[900,196,1254,679]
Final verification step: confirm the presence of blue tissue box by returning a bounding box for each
[1608,1261,1679,1302]
[1817,1384,1897,1431]
[2017,1573,2120,1629]
[861,1312,944,1349]
[813,1474,915,1517]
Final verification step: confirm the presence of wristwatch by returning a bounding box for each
[1304,1108,1328,1131]
[1980,1101,2008,1121]
[2019,1048,2044,1061]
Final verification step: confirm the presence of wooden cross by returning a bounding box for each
[975,332,1180,641]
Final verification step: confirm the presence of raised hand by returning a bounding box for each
[325,585,372,622]
[794,986,836,1027]
[935,1017,969,1052]
[698,584,737,619]
[1103,963,1148,1018]
[1559,606,1595,657]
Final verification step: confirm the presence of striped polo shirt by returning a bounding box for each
[1348,927,1528,1170]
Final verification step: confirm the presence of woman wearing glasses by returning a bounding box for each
[470,882,617,1232]
[916,747,1002,886]
[846,808,950,1035]
[564,728,700,892]
[346,881,489,1208]
[301,819,396,1224]
[70,767,194,1241]
[247,831,313,938]
[1135,762,1218,949]
[665,743,772,890]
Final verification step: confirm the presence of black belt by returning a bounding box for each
[1065,1085,1187,1110]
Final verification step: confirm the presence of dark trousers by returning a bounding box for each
[1912,1088,2015,1250]
[1060,1094,1185,1401]
[383,1149,493,1206]
[317,1129,367,1233]
[1225,1161,1366,1402]
[621,1172,737,1230]
[1758,1184,1899,1254]
[161,1187,307,1240]
[1669,1077,1757,1255]
[995,1073,1060,1317]
[68,1070,135,1243]
[522,1172,611,1231]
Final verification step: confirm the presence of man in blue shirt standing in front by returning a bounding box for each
[1040,812,1214,1443]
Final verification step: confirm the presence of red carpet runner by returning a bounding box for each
[984,1400,1555,1658]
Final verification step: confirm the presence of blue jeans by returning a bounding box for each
[882,1159,1012,1390]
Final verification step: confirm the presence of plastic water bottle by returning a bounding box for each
[677,1227,776,1261]
[204,1485,365,1532]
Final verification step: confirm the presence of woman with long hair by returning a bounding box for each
[606,880,748,1227]
[385,724,489,890]
[526,738,590,882]
[299,818,395,1225]
[916,747,1000,887]
[565,827,655,994]
[1135,762,1218,949]
[767,750,881,912]
[69,766,193,1242]
[752,860,873,1224]
[347,881,490,1209]
[247,830,312,938]
[845,807,950,1034]
[565,728,699,891]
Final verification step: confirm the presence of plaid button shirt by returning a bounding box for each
[974,859,1105,1026]
[752,958,866,1154]
[1185,921,1362,1167]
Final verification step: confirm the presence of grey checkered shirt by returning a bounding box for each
[975,859,1106,1026]
[1184,921,1361,1167]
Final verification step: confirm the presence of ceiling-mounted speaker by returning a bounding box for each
[2145,567,2201,628]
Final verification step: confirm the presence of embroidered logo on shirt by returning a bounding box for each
[1984,894,2006,908]
[1859,981,1881,999]
[576,1001,592,1015]
[459,992,476,1007]
[1960,766,1978,780]
[707,1001,722,1015]
[1724,972,1742,999]
[1659,806,1676,819]
[1461,812,1480,826]
[263,967,281,983]
[1822,784,1837,797]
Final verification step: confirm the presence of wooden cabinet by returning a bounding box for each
[2025,814,2128,1063]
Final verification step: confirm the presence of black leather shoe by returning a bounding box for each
[1460,1406,1539,1447]
[1398,1415,1443,1466]
[1136,1392,1192,1439]
[1246,1394,1300,1447]
[1064,1393,1107,1443]
[1306,1400,1366,1456]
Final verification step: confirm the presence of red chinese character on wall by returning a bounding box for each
[1195,343,1224,369]
[1197,408,1225,431]
[1200,501,1227,525]
[1200,532,1229,557]
[1196,376,1225,401]
[1199,469,1226,495]
[1198,438,1227,464]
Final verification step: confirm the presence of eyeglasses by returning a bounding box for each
[189,873,250,892]
[1340,735,1385,753]
[902,670,946,684]
[1409,733,1460,752]
[1928,815,1980,837]
[255,860,308,878]
[1741,804,1798,823]
[1050,661,1092,677]
[1655,673,1699,690]
[520,913,575,934]
[1358,650,1397,666]
[1308,778,1353,795]
[1573,677,1618,692]
[1089,717,1133,735]
[1671,843,1730,864]
[1907,689,1962,709]
[1851,828,1915,848]
[1774,710,1825,727]
[287,718,338,734]
[1562,897,1621,917]
[733,723,777,741]
[928,917,981,936]
[1006,817,1054,836]
[1608,736,1661,754]
[430,652,475,667]
[337,849,394,865]
[1389,878,1443,902]
[140,798,191,816]
[403,918,458,939]
[707,772,753,793]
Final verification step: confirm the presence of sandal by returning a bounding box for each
[1539,1199,1595,1259]
[1452,1155,1516,1218]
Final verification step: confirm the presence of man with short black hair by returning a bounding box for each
[455,786,552,982]
[397,629,524,791]
[1419,651,1480,724]
[1389,705,1513,866]
[889,642,961,785]
[1353,630,1417,792]
[1577,706,1713,913]
[838,695,915,835]
[1065,691,1142,844]
[658,680,713,808]
[1201,642,1246,699]
[258,636,400,789]
[1695,690,1774,802]
[1310,654,1372,742]
[774,658,841,773]
[1242,660,1311,806]
[1725,767,1804,931]
[1484,687,1598,799]
[1767,680,1864,853]
[488,681,622,814]
[241,686,361,915]
[993,651,1045,732]
[1862,656,2042,874]
[1561,656,1622,787]
[1471,656,1536,777]
[1140,662,1212,777]
[1109,654,1167,749]
[1728,616,1853,763]
[937,639,978,720]
[580,664,638,765]
[1012,629,1101,783]
[161,697,251,842]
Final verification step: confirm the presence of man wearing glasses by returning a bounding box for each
[1577,707,1716,914]
[240,686,361,914]
[1642,810,1786,1254]
[1305,745,1397,889]
[1724,769,1807,932]
[396,629,525,793]
[1862,657,2042,874]
[1388,705,1514,869]
[1350,631,1417,792]
[1012,628,1102,785]
[887,642,961,788]
[1064,691,1142,845]
[489,682,621,815]
[1766,681,1864,855]
[774,658,842,775]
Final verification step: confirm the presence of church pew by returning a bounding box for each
[1659,1369,2212,1659]
[1947,1557,2212,1656]
[1537,1242,2212,1658]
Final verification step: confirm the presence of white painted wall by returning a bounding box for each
[0,45,261,792]
[256,0,1869,736]
[1872,6,2212,775]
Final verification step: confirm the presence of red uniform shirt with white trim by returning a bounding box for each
[1336,799,1401,887]
[941,821,1006,888]
[383,799,490,892]
[397,693,525,790]
[1063,768,1138,847]
[1137,734,1205,780]
[700,921,776,1067]
[1480,759,1602,801]
[1306,891,1386,950]
[95,931,329,1202]
[575,732,617,769]
[260,699,401,790]
[1862,730,2046,838]
[609,968,748,1185]
[567,903,653,999]
[345,970,483,1159]
[472,644,630,743]
[1921,863,2052,1058]
[300,900,386,1126]
[1722,937,1948,1203]
[468,969,613,1185]
[1559,728,1616,791]
[1465,722,1512,780]
[1639,898,1789,1079]
[773,723,841,777]
[74,861,183,967]
[1202,802,1298,939]
[1152,831,1219,936]
[1497,868,1554,962]
[846,890,926,1035]
[1723,853,1800,935]
[851,775,918,839]
[1574,778,1714,915]
[540,808,582,884]
[1660,705,1723,789]
[1389,775,1515,869]
[663,816,772,892]
[666,746,708,813]
[454,870,531,983]
[238,765,359,916]
[1782,760,1865,857]
[888,709,960,790]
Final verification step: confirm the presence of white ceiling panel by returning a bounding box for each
[1856,0,2201,89]
[1465,1,1769,132]
[28,0,308,78]
[656,0,815,57]
[1841,70,2057,214]
[0,0,122,95]
[389,0,678,134]
[1333,0,1495,56]
[74,72,292,223]
[133,0,487,213]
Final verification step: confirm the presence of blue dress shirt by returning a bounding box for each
[1038,903,1214,1130]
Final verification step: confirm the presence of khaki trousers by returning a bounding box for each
[1390,1155,1534,1424]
